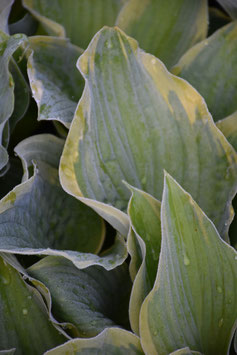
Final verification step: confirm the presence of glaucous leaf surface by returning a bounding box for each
[8,59,30,134]
[0,146,8,172]
[127,228,142,282]
[217,112,237,151]
[45,328,143,355]
[0,161,113,264]
[60,26,237,239]
[13,134,129,270]
[0,349,15,355]
[15,133,65,181]
[28,256,132,337]
[127,186,161,334]
[0,256,65,354]
[27,36,84,128]
[0,32,27,171]
[140,173,237,355]
[116,0,208,68]
[0,0,14,34]
[23,0,125,49]
[169,349,202,355]
[1,252,78,337]
[0,32,26,128]
[217,0,237,19]
[172,22,237,121]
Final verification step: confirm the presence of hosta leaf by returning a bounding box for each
[0,350,15,355]
[0,256,65,354]
[23,0,125,49]
[0,32,27,127]
[0,0,14,34]
[15,133,65,181]
[217,112,237,151]
[60,26,237,239]
[45,328,143,355]
[0,146,8,172]
[217,0,237,19]
[127,186,161,334]
[53,121,68,139]
[28,256,131,337]
[27,36,84,128]
[172,22,237,121]
[116,0,208,68]
[9,59,30,134]
[140,173,237,355]
[0,32,27,172]
[170,349,202,355]
[0,161,123,269]
[1,252,78,337]
[127,228,142,282]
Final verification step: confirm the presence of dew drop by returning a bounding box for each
[2,278,9,285]
[153,330,157,336]
[151,58,156,65]
[106,41,113,49]
[0,274,10,285]
[27,295,32,300]
[141,176,147,185]
[217,286,222,294]
[218,318,224,327]
[183,255,190,266]
[22,308,28,315]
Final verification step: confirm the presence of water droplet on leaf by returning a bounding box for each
[183,255,190,266]
[218,318,224,327]
[22,308,28,315]
[141,176,147,185]
[106,41,113,49]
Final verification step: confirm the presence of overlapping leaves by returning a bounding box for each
[60,26,237,240]
[140,173,237,354]
[0,2,236,354]
[0,256,66,354]
[173,21,237,121]
[0,134,127,270]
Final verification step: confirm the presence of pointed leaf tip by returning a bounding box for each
[140,173,237,355]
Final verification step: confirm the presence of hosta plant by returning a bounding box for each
[0,0,237,354]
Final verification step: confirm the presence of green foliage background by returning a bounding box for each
[0,0,237,354]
